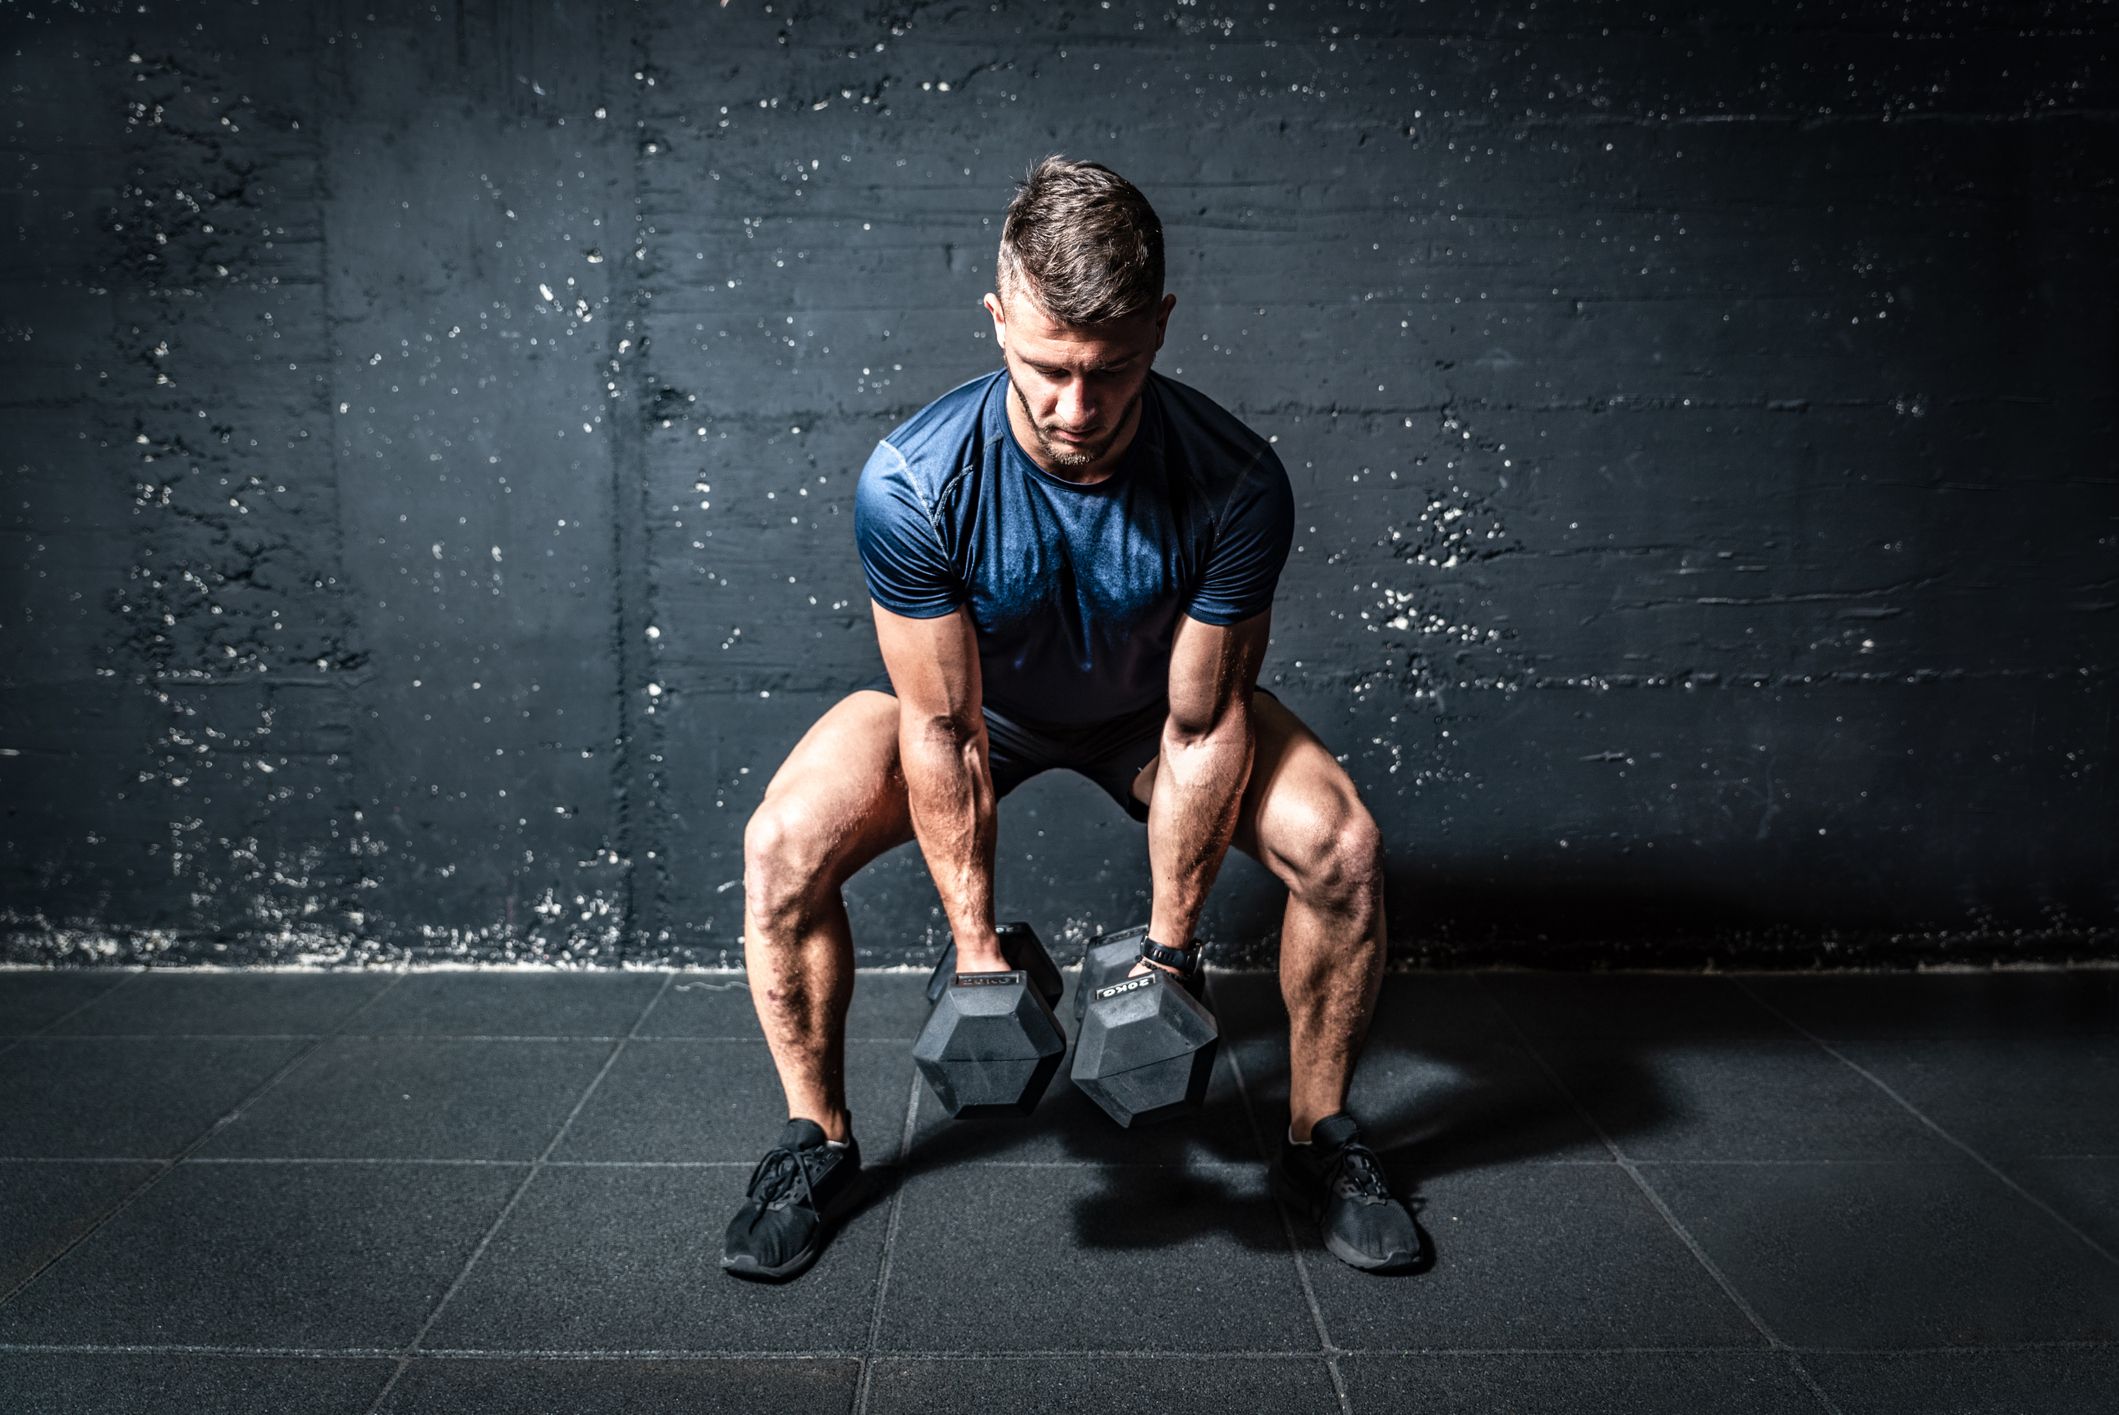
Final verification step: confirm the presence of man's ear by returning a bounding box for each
[982,291,1007,350]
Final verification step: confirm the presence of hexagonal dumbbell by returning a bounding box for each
[912,921,1066,1119]
[1070,924,1219,1128]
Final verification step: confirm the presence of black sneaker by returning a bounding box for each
[720,1118,862,1282]
[1272,1112,1419,1273]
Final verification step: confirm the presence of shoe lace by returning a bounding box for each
[742,1144,824,1225]
[1329,1140,1393,1206]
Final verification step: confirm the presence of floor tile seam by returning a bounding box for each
[1591,1157,2018,1168]
[20,1347,2119,1364]
[1794,1340,2119,1355]
[1323,1353,1352,1414]
[1733,979,2119,1272]
[1778,1351,1853,1415]
[0,1156,177,1166]
[1477,975,1799,1355]
[1769,1031,2119,1044]
[0,969,147,1061]
[870,1346,1677,1360]
[183,1156,538,1167]
[872,1348,1348,1362]
[23,1032,691,1043]
[1322,1345,1878,1359]
[1223,1035,1348,1411]
[0,972,409,1314]
[867,1158,1272,1170]
[1600,1158,1810,1356]
[41,1021,2110,1046]
[0,1340,859,1361]
[1488,1031,1816,1044]
[0,1344,1342,1361]
[8,1155,1290,1170]
[617,971,683,1035]
[198,1156,891,1170]
[364,972,680,1414]
[531,970,678,1167]
[413,1346,1357,1361]
[0,1342,412,1359]
[412,1348,866,1361]
[22,1130,2071,1174]
[852,1068,927,1415]
[6,1032,915,1043]
[877,1344,1798,1360]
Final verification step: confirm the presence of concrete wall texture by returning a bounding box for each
[1,0,2113,969]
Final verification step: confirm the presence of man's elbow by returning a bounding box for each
[907,711,982,751]
[1163,695,1256,750]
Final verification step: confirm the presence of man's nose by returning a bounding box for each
[1056,379,1096,428]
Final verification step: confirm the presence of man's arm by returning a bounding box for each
[1145,607,1273,957]
[872,600,1007,970]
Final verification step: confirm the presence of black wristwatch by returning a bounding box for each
[1139,935,1201,978]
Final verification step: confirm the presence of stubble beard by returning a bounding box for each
[1012,376,1141,473]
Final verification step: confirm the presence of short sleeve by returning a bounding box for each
[1184,446,1296,625]
[853,440,964,618]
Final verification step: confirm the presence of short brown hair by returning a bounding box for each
[996,155,1164,326]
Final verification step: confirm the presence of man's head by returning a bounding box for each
[983,155,1177,473]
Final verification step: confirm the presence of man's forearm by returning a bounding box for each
[899,716,1000,957]
[1145,708,1256,951]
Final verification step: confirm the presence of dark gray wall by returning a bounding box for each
[2,0,2113,968]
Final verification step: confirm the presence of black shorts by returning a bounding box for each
[852,671,1280,826]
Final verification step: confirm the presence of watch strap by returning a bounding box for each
[1139,936,1202,978]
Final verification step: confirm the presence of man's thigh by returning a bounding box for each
[751,686,916,883]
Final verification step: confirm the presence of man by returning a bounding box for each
[721,156,1416,1281]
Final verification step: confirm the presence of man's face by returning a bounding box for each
[983,282,1176,472]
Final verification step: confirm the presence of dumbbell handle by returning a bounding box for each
[928,923,1063,1012]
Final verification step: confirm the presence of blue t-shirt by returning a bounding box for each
[854,368,1295,727]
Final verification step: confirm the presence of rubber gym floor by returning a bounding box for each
[1,966,2115,1413]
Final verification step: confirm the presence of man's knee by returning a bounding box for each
[1292,799,1386,917]
[743,804,832,929]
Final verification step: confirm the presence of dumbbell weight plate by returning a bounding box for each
[912,921,1066,1119]
[912,971,1066,1118]
[1070,928,1219,1128]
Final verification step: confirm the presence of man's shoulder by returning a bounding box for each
[872,368,1004,483]
[1149,371,1285,488]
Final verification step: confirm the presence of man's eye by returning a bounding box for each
[1035,365,1125,379]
